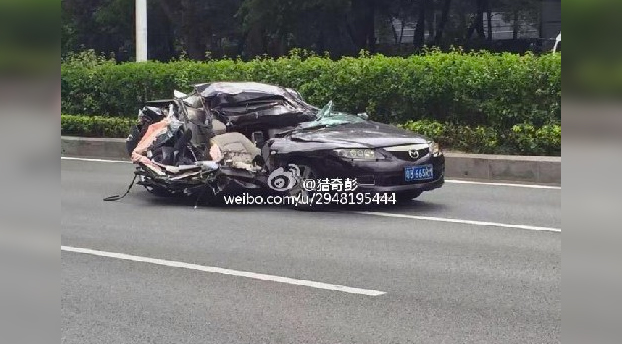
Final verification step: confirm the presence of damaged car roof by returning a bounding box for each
[193,81,317,128]
[194,82,291,99]
[193,81,316,108]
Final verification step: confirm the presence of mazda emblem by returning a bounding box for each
[409,149,420,159]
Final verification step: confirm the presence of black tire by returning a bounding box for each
[201,189,225,206]
[395,190,422,204]
[144,185,176,198]
[287,164,321,211]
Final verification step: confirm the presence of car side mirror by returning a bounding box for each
[357,112,369,120]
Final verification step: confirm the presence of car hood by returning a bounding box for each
[288,121,428,148]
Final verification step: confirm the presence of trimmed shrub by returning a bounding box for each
[61,50,561,130]
[506,123,562,156]
[400,120,561,156]
[61,114,133,138]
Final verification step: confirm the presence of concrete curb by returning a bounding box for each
[443,152,561,185]
[62,136,561,185]
[62,136,128,160]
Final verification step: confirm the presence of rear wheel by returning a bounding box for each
[395,190,422,204]
[287,164,320,211]
[198,189,224,206]
[139,175,178,198]
[144,185,176,197]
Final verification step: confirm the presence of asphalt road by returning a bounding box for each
[61,158,561,344]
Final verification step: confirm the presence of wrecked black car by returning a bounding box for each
[121,82,444,208]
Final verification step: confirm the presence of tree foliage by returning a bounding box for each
[61,0,550,61]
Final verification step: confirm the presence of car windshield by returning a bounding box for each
[298,101,366,130]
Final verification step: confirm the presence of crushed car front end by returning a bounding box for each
[268,142,445,196]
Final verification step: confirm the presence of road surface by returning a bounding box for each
[61,158,561,344]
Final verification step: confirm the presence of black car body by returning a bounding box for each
[126,82,444,205]
[267,119,445,196]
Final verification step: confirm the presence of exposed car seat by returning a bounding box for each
[186,106,227,146]
[210,132,261,171]
[212,119,226,135]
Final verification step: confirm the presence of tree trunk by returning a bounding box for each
[414,0,427,48]
[466,21,475,40]
[345,2,367,52]
[512,10,519,40]
[466,0,486,41]
[391,21,399,44]
[317,28,326,53]
[345,21,360,51]
[476,0,486,39]
[184,32,204,60]
[390,18,406,45]
[180,0,206,60]
[157,0,179,23]
[426,3,435,40]
[486,0,493,41]
[366,0,376,53]
[399,19,405,44]
[435,0,452,45]
[209,35,219,59]
[149,1,176,61]
[261,29,269,55]
[236,31,249,57]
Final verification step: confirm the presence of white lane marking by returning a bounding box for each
[61,156,130,164]
[61,246,386,296]
[445,179,561,190]
[61,156,560,190]
[355,212,561,233]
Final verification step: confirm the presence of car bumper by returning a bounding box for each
[356,173,445,193]
[317,154,446,194]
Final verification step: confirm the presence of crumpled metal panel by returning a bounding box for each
[193,82,317,128]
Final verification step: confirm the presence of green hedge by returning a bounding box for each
[61,114,561,156]
[400,120,560,156]
[61,50,561,130]
[61,114,134,138]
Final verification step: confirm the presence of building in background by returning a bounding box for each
[377,0,561,53]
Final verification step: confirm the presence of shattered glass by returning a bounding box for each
[298,101,366,130]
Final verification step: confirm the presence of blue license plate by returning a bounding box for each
[405,165,434,182]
